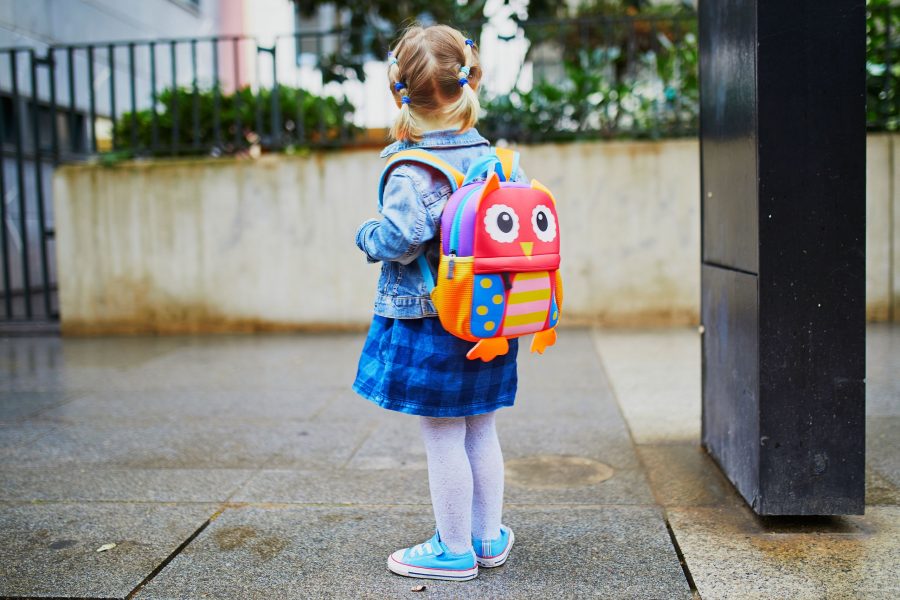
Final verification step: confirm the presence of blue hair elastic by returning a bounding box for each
[465,39,474,47]
[458,77,469,87]
[388,57,398,66]
[459,66,470,75]
[401,95,411,105]
[394,82,405,92]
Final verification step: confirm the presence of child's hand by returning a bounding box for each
[355,219,381,263]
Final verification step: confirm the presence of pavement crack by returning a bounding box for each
[125,505,226,599]
[664,517,701,598]
[340,422,378,469]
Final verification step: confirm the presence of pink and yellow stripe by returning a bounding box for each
[501,271,551,336]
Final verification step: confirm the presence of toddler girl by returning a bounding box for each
[353,24,521,581]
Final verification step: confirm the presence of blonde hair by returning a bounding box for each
[387,24,482,142]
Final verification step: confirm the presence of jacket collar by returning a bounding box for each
[379,128,489,158]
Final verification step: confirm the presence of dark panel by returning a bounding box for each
[699,0,758,273]
[755,0,866,515]
[701,0,866,515]
[701,264,760,508]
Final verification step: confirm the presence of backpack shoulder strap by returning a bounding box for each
[378,149,465,208]
[379,149,463,294]
[493,146,520,180]
[462,147,521,186]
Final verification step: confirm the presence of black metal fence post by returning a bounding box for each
[67,46,77,154]
[0,92,12,317]
[108,44,116,150]
[150,41,159,151]
[87,45,97,152]
[10,51,32,318]
[30,50,52,317]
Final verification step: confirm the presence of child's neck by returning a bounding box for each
[416,113,464,133]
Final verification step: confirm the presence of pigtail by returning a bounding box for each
[387,48,424,142]
[391,101,423,142]
[446,39,481,132]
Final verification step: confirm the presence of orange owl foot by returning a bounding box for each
[467,337,510,362]
[530,328,558,354]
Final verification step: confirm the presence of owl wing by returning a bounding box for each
[470,274,506,338]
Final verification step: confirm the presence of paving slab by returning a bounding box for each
[866,467,900,508]
[346,410,642,474]
[637,444,746,508]
[0,422,57,453]
[867,416,900,489]
[36,388,334,426]
[515,328,612,392]
[0,333,363,394]
[0,468,255,502]
[0,390,82,422]
[866,324,900,416]
[592,327,701,444]
[138,504,691,600]
[669,505,900,600]
[231,469,432,505]
[311,387,401,424]
[231,462,653,506]
[101,333,362,393]
[0,501,217,598]
[0,336,188,393]
[499,417,642,470]
[5,420,369,469]
[344,417,429,470]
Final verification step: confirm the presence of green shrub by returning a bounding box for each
[113,84,358,156]
[481,29,698,142]
[867,0,899,131]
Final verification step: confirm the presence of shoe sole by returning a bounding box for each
[475,527,514,568]
[387,555,478,581]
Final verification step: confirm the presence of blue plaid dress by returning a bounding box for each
[353,316,518,417]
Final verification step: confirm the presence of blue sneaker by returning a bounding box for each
[472,524,514,567]
[387,531,478,581]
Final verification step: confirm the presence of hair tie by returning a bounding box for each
[401,95,411,105]
[394,82,405,92]
[459,66,470,75]
[465,39,474,47]
[458,77,469,87]
[388,57,398,66]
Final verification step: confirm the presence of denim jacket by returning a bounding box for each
[355,128,526,319]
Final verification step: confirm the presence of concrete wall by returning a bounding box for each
[53,135,897,334]
[867,134,898,321]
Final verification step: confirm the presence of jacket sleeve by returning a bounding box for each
[355,171,438,265]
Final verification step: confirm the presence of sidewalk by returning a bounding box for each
[0,326,897,599]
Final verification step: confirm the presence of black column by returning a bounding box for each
[699,0,866,515]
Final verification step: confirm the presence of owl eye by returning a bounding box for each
[484,204,520,243]
[532,205,557,243]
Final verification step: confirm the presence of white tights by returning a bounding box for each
[419,411,504,555]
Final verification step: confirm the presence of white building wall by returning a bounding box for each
[0,0,219,48]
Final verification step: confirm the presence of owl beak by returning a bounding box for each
[520,241,533,258]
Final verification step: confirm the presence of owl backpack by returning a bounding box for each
[379,147,562,362]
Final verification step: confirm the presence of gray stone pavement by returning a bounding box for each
[0,326,896,599]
